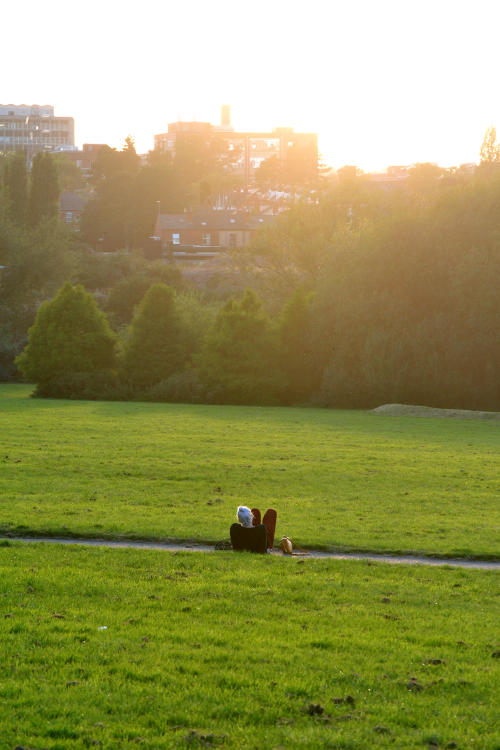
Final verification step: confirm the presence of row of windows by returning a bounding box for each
[0,128,71,136]
[0,121,71,129]
[171,232,239,247]
[0,136,70,144]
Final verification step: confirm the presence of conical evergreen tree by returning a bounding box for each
[4,152,28,226]
[28,151,60,226]
[122,284,186,389]
[278,288,318,403]
[198,289,282,404]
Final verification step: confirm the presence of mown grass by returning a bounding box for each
[1,542,499,750]
[1,384,499,558]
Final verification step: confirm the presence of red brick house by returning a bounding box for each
[154,210,275,249]
[59,191,86,224]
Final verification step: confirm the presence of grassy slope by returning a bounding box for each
[0,542,499,750]
[1,384,499,558]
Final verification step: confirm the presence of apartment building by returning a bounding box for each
[0,104,75,163]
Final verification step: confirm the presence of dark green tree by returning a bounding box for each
[53,153,84,192]
[314,169,500,410]
[15,282,117,390]
[278,288,318,403]
[198,289,281,404]
[128,150,186,244]
[80,139,142,250]
[0,186,78,381]
[121,284,186,389]
[28,152,60,226]
[106,264,184,327]
[3,152,28,226]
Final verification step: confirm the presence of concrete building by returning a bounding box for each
[0,104,74,163]
[154,106,318,189]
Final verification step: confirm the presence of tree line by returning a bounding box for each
[2,128,500,410]
[15,282,314,405]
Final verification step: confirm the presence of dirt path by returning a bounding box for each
[370,403,500,420]
[3,536,499,570]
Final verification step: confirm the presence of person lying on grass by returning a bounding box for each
[230,506,277,553]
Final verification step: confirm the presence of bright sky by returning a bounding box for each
[3,0,500,172]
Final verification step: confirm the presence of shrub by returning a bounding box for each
[15,282,117,391]
[121,284,187,389]
[144,370,207,403]
[198,289,283,405]
[34,369,118,400]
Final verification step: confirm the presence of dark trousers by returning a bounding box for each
[230,523,268,553]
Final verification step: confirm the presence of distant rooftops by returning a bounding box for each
[157,210,275,232]
[0,104,55,117]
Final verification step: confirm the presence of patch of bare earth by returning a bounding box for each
[369,404,500,420]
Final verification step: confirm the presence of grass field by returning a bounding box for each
[0,385,500,558]
[1,542,499,750]
[1,385,499,749]
[1,384,499,558]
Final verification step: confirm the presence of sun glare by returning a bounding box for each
[1,0,500,171]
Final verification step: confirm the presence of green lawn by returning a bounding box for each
[1,384,499,558]
[1,542,499,750]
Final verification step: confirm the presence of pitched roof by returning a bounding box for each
[60,192,86,211]
[158,210,276,231]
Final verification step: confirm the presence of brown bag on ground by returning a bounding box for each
[279,536,309,556]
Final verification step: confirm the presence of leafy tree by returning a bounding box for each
[479,126,500,165]
[174,290,219,358]
[73,249,133,292]
[406,162,443,203]
[28,152,60,226]
[314,170,500,410]
[79,133,243,251]
[53,153,84,192]
[173,133,243,208]
[0,187,79,381]
[242,202,351,298]
[79,138,190,252]
[128,150,186,243]
[15,282,117,389]
[336,165,363,186]
[278,288,319,403]
[3,152,28,226]
[80,140,141,250]
[256,156,282,188]
[121,284,186,389]
[122,135,138,161]
[198,289,281,404]
[105,264,184,327]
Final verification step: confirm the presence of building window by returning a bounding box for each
[202,233,211,246]
[172,233,180,245]
[65,212,73,223]
[229,233,237,248]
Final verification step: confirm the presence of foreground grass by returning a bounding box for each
[1,542,499,749]
[1,384,499,558]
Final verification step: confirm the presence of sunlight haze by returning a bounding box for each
[3,0,500,171]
